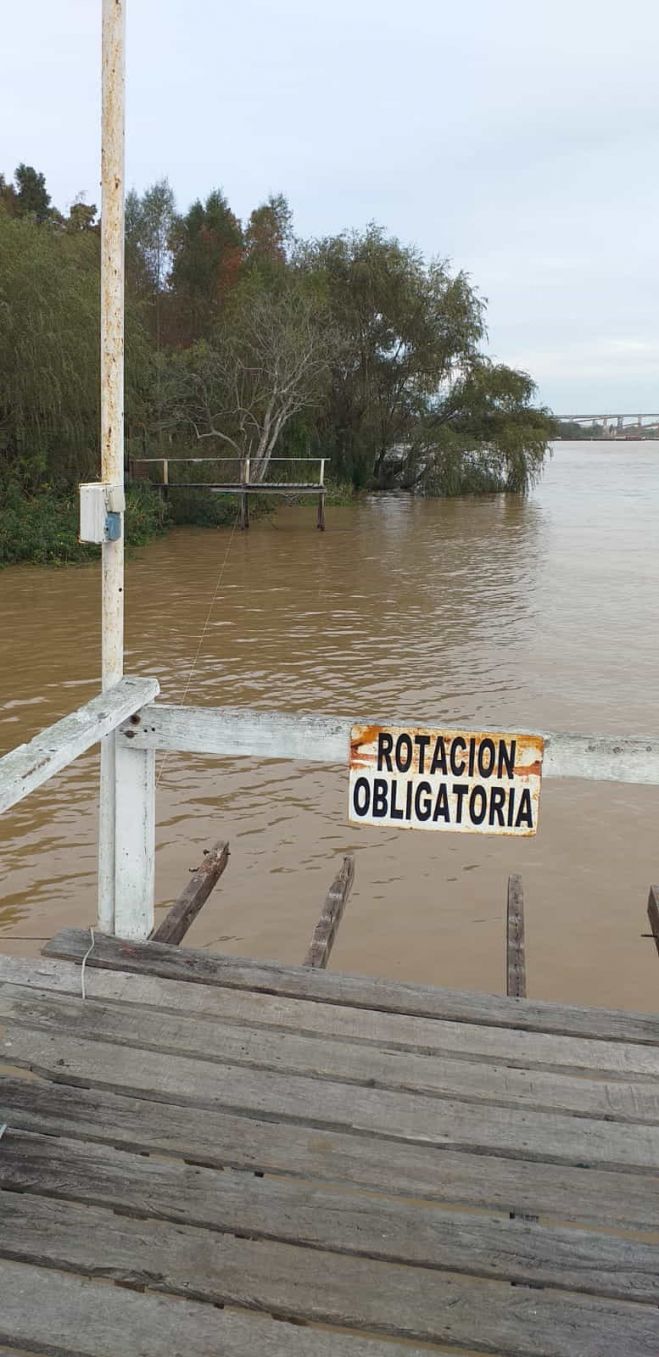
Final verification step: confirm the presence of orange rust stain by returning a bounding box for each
[350,724,381,763]
[514,759,543,778]
[350,724,544,778]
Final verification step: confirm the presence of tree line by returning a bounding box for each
[0,163,556,501]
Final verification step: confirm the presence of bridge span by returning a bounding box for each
[556,413,659,437]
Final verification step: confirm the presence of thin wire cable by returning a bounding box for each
[156,508,240,789]
[80,925,95,1000]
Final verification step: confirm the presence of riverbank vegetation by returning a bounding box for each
[0,164,556,563]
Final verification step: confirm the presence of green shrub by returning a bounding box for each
[0,482,169,567]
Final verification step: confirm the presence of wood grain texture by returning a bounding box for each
[507,874,526,999]
[2,986,659,1125]
[113,742,155,942]
[4,954,658,1078]
[4,1026,659,1170]
[1,1188,658,1355]
[43,929,659,1044]
[0,677,158,816]
[304,855,355,968]
[118,701,659,785]
[0,1259,441,1357]
[2,1131,657,1304]
[152,840,229,945]
[4,1075,657,1231]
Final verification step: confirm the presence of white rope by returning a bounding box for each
[80,925,95,1000]
[156,509,240,789]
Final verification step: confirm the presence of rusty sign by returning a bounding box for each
[349,725,544,836]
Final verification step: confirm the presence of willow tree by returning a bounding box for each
[301,226,554,493]
[0,207,150,487]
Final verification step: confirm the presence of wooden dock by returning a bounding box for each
[129,455,330,529]
[0,930,658,1355]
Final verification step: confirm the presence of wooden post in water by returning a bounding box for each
[317,458,326,531]
[304,856,355,968]
[506,874,527,999]
[240,456,250,530]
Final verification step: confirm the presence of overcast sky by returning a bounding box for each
[3,0,658,413]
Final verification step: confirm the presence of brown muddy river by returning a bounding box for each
[1,441,658,1009]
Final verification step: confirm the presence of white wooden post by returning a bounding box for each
[162,459,169,487]
[97,0,155,938]
[114,742,156,940]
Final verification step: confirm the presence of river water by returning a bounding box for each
[1,441,658,1009]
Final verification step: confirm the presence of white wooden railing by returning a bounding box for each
[0,678,158,940]
[1,680,658,944]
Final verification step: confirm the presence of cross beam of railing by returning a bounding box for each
[0,677,159,816]
[118,704,659,786]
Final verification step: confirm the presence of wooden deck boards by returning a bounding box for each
[0,932,658,1356]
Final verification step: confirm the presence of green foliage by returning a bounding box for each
[160,278,335,481]
[244,194,293,275]
[14,163,51,223]
[64,198,98,233]
[169,190,244,341]
[0,205,151,486]
[298,226,487,488]
[0,161,555,568]
[0,483,168,567]
[0,210,101,483]
[555,420,593,439]
[417,361,558,495]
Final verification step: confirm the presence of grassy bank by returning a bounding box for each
[0,478,355,567]
[0,483,170,566]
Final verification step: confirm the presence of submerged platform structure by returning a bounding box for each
[1,929,658,1356]
[129,455,330,529]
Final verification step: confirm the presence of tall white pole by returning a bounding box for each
[98,0,126,932]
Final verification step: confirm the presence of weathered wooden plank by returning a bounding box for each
[0,1259,439,1357]
[0,1191,490,1347]
[5,955,658,1078]
[507,875,526,999]
[647,885,659,961]
[4,1076,657,1231]
[1,1196,657,1357]
[3,986,658,1125]
[118,702,659,786]
[4,1028,659,1170]
[43,929,659,1044]
[2,1130,657,1304]
[304,855,355,968]
[152,841,230,945]
[0,677,158,815]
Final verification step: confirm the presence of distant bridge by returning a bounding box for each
[556,413,659,438]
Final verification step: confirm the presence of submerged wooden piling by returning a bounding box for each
[506,873,527,998]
